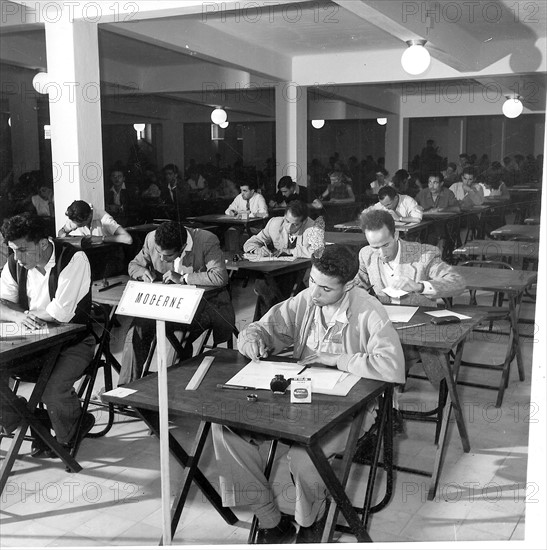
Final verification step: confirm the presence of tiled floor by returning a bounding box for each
[1,248,544,548]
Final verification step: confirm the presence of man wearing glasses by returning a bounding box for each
[243,201,324,317]
[118,221,235,385]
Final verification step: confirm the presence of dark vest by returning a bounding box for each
[7,241,91,326]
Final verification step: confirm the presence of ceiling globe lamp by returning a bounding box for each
[377,118,388,126]
[211,108,227,125]
[401,40,431,75]
[502,94,524,119]
[311,119,325,129]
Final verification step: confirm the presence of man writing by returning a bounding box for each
[449,167,485,209]
[212,244,404,544]
[118,221,235,384]
[358,210,465,306]
[0,215,95,456]
[363,185,423,223]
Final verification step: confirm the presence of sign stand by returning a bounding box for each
[116,281,204,545]
[156,320,172,545]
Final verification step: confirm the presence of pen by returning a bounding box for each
[216,384,257,390]
[395,322,427,330]
[98,281,123,292]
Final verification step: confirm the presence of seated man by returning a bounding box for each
[415,173,460,214]
[449,167,484,209]
[118,221,235,385]
[0,215,95,456]
[268,176,322,210]
[358,210,465,307]
[368,168,391,195]
[321,171,355,203]
[363,185,423,223]
[105,168,133,224]
[243,201,325,317]
[58,200,133,246]
[212,244,404,544]
[225,180,268,219]
[30,184,55,218]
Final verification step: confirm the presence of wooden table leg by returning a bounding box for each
[136,410,238,531]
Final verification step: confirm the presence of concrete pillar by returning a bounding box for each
[43,20,104,232]
[275,84,308,187]
[8,94,40,180]
[384,114,402,177]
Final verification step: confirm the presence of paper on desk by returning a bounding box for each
[382,287,409,299]
[0,322,50,338]
[102,387,137,398]
[383,305,419,323]
[226,361,303,389]
[425,310,471,320]
[242,253,297,262]
[297,366,350,391]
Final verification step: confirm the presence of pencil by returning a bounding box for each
[395,322,427,330]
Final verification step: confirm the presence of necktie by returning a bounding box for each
[246,199,251,212]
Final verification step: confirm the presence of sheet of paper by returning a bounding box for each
[102,387,138,398]
[382,287,409,299]
[383,305,419,323]
[425,310,471,320]
[297,366,347,391]
[0,322,50,339]
[226,361,304,390]
[242,253,297,262]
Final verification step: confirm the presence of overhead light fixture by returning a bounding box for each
[211,108,227,125]
[401,40,431,75]
[502,94,523,119]
[7,117,11,127]
[219,121,229,129]
[32,71,50,94]
[133,123,146,139]
[311,119,325,129]
[377,118,388,126]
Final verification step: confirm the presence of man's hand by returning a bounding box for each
[239,336,269,361]
[141,269,157,283]
[390,276,423,293]
[298,352,339,368]
[18,310,47,331]
[162,271,183,284]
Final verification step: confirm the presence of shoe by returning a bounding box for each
[296,512,328,543]
[69,412,96,447]
[256,514,296,544]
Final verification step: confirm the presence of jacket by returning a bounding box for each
[238,285,405,384]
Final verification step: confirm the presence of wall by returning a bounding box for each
[307,119,386,166]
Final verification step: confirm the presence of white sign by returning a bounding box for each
[116,281,204,323]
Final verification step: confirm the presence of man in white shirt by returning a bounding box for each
[30,185,55,218]
[225,181,268,218]
[0,215,96,455]
[58,200,133,246]
[364,186,423,223]
[449,168,484,209]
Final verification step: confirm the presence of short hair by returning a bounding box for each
[239,180,258,191]
[447,162,457,171]
[462,167,475,177]
[66,200,92,223]
[376,168,388,176]
[154,221,188,251]
[285,200,308,220]
[1,214,50,243]
[312,244,358,284]
[360,209,396,237]
[162,164,179,174]
[377,186,397,200]
[428,172,444,182]
[277,176,295,190]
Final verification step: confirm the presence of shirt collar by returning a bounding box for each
[172,230,194,273]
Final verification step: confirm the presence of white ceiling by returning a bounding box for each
[1,0,546,119]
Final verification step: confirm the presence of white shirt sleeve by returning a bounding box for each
[46,251,91,323]
[0,262,19,304]
[99,213,121,236]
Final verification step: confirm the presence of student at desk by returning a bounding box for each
[212,244,404,544]
[357,210,465,307]
[225,181,268,219]
[243,201,325,317]
[362,185,423,223]
[57,200,133,246]
[0,215,95,456]
[118,221,235,385]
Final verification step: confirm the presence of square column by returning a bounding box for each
[275,83,308,188]
[43,20,104,232]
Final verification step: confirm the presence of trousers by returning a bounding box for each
[0,334,95,443]
[211,402,375,528]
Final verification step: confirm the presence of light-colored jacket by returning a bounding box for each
[129,227,229,287]
[243,216,317,257]
[358,239,465,306]
[237,286,405,384]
